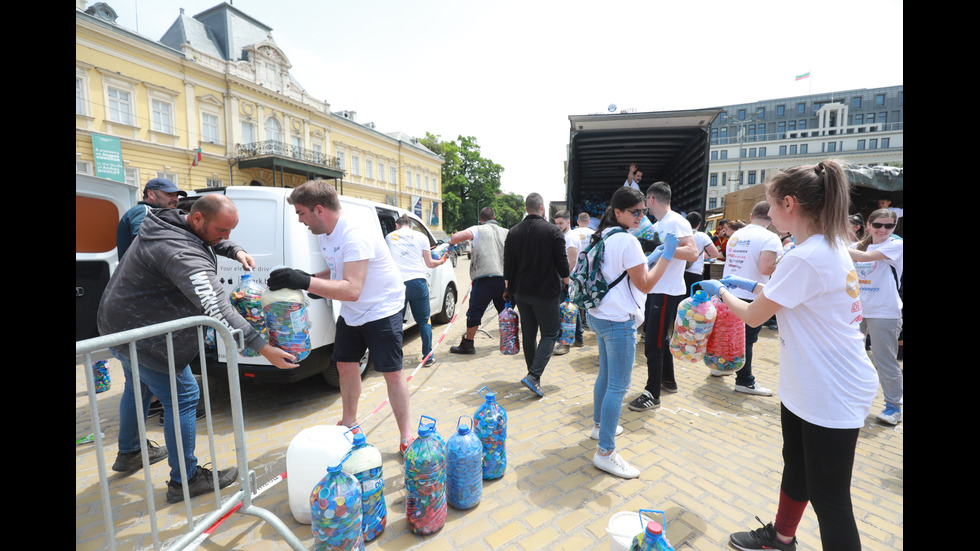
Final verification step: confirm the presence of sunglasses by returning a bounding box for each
[626,208,649,218]
[870,222,896,229]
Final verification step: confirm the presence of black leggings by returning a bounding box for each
[779,403,862,551]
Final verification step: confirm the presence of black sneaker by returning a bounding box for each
[521,374,544,397]
[627,391,660,411]
[730,517,798,551]
[450,338,475,354]
[661,381,678,393]
[112,440,168,473]
[166,465,238,503]
[147,400,163,417]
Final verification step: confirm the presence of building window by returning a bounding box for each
[857,139,866,150]
[151,99,174,134]
[759,147,766,157]
[738,108,746,120]
[875,94,885,107]
[720,150,728,160]
[854,114,863,125]
[800,144,808,154]
[241,121,256,143]
[709,197,717,209]
[789,145,798,155]
[710,151,718,160]
[76,71,89,116]
[365,159,374,179]
[390,166,397,185]
[826,142,837,153]
[852,97,862,109]
[379,161,386,182]
[265,117,282,141]
[352,155,361,176]
[107,86,134,125]
[881,138,890,148]
[406,169,412,188]
[777,104,785,117]
[416,173,421,189]
[337,150,346,172]
[779,145,787,155]
[202,112,220,143]
[710,173,718,186]
[797,102,806,115]
[206,177,223,187]
[869,139,878,149]
[757,107,765,118]
[748,171,757,185]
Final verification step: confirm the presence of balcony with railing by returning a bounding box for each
[235,140,345,182]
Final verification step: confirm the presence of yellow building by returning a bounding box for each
[76,1,445,230]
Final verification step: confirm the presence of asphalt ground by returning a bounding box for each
[75,257,903,550]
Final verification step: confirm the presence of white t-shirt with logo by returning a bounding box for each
[318,213,405,326]
[763,234,878,429]
[723,223,782,300]
[651,210,693,296]
[589,228,647,328]
[386,226,429,282]
[853,237,903,318]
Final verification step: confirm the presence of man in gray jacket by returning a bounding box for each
[98,194,297,503]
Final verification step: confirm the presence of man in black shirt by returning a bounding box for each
[503,193,570,397]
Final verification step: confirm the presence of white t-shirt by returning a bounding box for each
[764,235,878,429]
[651,210,693,295]
[318,213,405,326]
[565,226,594,256]
[723,223,782,300]
[687,231,714,275]
[386,226,430,282]
[853,237,903,318]
[623,180,640,191]
[589,228,647,328]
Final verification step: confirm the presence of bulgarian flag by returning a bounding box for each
[795,72,811,81]
[192,146,203,166]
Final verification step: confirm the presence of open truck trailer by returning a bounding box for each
[565,108,722,223]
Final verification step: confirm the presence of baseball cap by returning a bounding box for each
[145,177,187,196]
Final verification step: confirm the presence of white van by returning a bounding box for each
[183,186,458,387]
[75,173,139,347]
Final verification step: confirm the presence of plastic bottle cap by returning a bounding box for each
[645,521,663,535]
[457,424,471,435]
[691,290,709,304]
[352,432,366,446]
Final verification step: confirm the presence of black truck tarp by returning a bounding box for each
[566,109,722,218]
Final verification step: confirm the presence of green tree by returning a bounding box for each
[421,133,504,232]
[493,192,526,228]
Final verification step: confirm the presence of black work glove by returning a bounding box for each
[268,268,311,291]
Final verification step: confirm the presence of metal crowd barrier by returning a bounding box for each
[75,316,304,551]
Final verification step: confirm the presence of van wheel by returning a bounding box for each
[308,347,371,388]
[432,283,457,324]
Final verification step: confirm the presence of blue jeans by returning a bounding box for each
[588,313,636,452]
[115,350,199,483]
[404,278,433,357]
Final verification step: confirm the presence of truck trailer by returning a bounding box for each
[565,108,722,223]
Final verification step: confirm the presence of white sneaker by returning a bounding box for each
[593,450,640,479]
[735,383,773,396]
[589,424,624,440]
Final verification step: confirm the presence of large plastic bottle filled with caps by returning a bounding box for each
[499,302,520,355]
[703,296,745,375]
[446,416,483,510]
[669,287,716,363]
[341,428,386,542]
[310,452,364,551]
[229,273,267,356]
[630,509,674,551]
[558,300,578,346]
[473,386,507,480]
[404,415,447,535]
[260,266,311,361]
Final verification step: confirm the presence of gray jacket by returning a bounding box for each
[97,208,265,372]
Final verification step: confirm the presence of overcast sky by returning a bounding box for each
[102,0,904,206]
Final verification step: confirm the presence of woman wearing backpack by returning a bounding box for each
[699,160,877,550]
[587,186,678,478]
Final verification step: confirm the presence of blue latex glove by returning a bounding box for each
[660,232,678,261]
[698,279,725,297]
[646,246,664,266]
[721,275,758,293]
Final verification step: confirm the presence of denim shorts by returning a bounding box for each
[334,311,403,372]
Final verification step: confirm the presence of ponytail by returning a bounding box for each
[768,159,851,248]
[591,186,644,245]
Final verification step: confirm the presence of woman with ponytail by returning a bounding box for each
[586,186,677,479]
[849,209,903,425]
[698,160,877,551]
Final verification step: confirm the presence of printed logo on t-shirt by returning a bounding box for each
[845,270,860,298]
[855,261,876,284]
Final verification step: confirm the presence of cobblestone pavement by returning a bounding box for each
[76,259,903,550]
